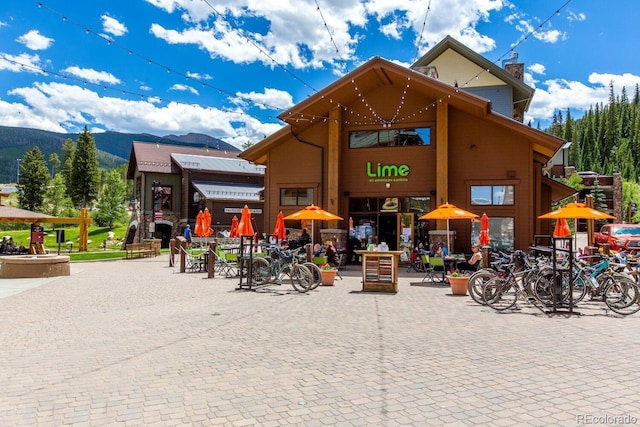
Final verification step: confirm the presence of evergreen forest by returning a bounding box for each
[545,82,640,183]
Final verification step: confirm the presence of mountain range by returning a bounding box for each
[0,126,239,183]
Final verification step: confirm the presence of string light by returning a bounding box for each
[31,0,573,131]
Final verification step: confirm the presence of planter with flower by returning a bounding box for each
[446,270,469,295]
[320,263,338,286]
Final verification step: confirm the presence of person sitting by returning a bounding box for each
[324,240,339,267]
[312,243,323,257]
[298,228,311,246]
[6,237,17,254]
[436,241,449,258]
[457,243,482,272]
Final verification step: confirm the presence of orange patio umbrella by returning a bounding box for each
[284,204,343,246]
[273,211,286,241]
[202,207,213,237]
[479,213,490,245]
[237,205,255,236]
[194,210,204,237]
[553,217,572,238]
[229,215,239,238]
[538,202,616,220]
[419,203,479,251]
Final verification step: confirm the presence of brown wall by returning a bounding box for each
[265,132,323,234]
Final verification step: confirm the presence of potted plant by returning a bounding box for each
[320,263,338,286]
[446,270,468,295]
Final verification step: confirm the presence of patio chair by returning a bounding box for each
[179,246,204,273]
[214,247,239,277]
[421,255,446,283]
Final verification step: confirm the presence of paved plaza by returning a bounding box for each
[1,254,640,426]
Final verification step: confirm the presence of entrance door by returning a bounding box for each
[398,213,414,261]
[378,215,397,250]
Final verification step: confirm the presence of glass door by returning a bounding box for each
[398,213,414,262]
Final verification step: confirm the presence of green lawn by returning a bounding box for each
[1,223,146,261]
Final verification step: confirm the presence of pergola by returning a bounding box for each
[0,205,93,251]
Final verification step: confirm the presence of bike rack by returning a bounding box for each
[236,235,256,290]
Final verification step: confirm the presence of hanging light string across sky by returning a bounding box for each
[282,0,575,128]
[314,0,350,74]
[29,0,572,131]
[32,0,287,114]
[32,0,373,128]
[412,0,434,65]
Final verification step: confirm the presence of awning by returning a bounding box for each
[192,180,263,201]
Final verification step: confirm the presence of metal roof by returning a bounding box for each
[192,180,263,201]
[172,153,265,175]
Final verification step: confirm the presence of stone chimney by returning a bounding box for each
[504,63,524,82]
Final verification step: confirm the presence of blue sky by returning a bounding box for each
[0,0,638,149]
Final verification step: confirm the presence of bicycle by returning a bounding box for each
[482,250,551,313]
[250,247,314,293]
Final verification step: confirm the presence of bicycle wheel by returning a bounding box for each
[250,257,271,286]
[603,274,640,315]
[290,264,313,293]
[303,262,322,290]
[483,277,518,311]
[467,269,495,305]
[569,270,589,304]
[532,269,555,306]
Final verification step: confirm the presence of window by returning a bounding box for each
[471,185,514,205]
[280,188,314,206]
[153,184,172,210]
[349,128,431,148]
[471,217,514,251]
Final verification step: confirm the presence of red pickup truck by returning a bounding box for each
[593,224,640,251]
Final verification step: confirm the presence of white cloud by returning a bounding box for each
[232,88,294,110]
[16,30,54,50]
[169,83,199,95]
[3,81,272,149]
[62,66,121,84]
[526,72,640,125]
[528,63,545,75]
[567,11,586,22]
[0,52,45,74]
[101,15,128,37]
[515,20,566,44]
[186,71,212,80]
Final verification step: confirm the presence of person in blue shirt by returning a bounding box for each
[436,241,449,257]
[184,224,192,247]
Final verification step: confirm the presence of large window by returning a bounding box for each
[471,185,514,205]
[280,188,314,206]
[349,128,431,148]
[471,217,514,251]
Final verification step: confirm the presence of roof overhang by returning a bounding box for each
[192,180,264,202]
[542,176,578,204]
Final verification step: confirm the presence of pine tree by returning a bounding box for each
[92,169,128,228]
[16,146,50,211]
[48,152,61,179]
[69,127,99,208]
[60,138,75,193]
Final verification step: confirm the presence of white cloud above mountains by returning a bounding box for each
[0,0,638,148]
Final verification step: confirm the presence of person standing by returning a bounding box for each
[184,224,192,247]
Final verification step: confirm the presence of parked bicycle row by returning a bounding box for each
[180,242,340,294]
[466,249,640,316]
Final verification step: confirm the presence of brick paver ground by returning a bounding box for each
[1,255,639,426]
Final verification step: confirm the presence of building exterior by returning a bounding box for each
[126,142,265,247]
[240,37,573,260]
